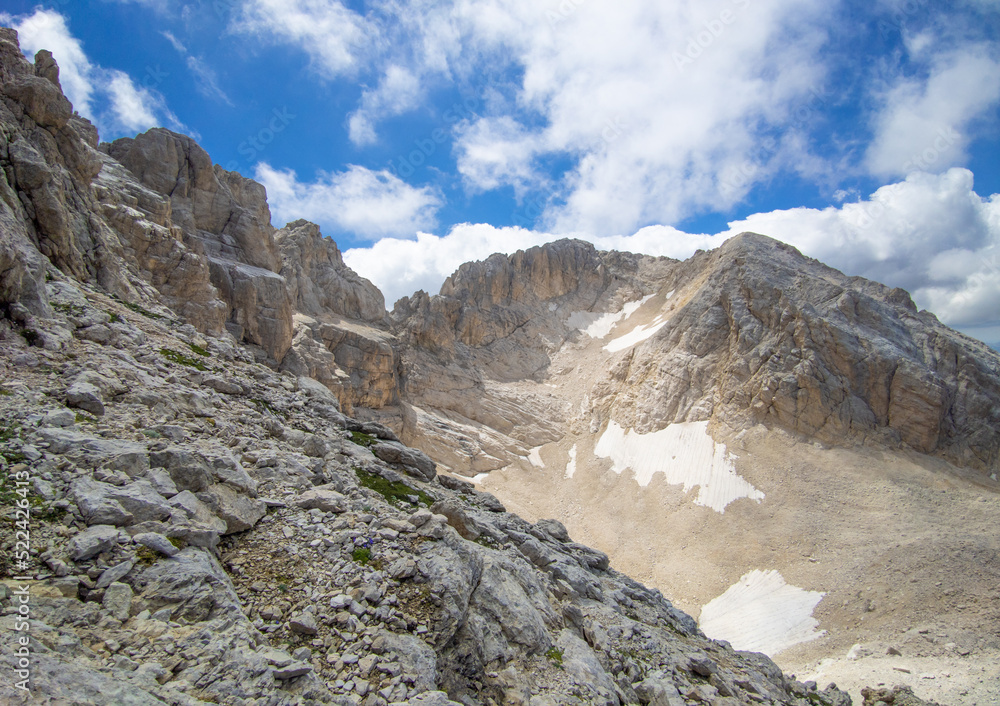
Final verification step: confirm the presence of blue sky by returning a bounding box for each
[2,0,999,346]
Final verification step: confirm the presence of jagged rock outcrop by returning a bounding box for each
[276,219,398,413]
[106,129,294,362]
[585,234,1000,473]
[0,28,130,315]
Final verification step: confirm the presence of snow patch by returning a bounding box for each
[568,294,653,339]
[528,447,545,468]
[565,445,577,479]
[604,315,667,352]
[699,570,826,656]
[471,473,490,485]
[593,420,764,512]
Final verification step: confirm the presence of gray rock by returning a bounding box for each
[66,381,104,416]
[429,500,479,540]
[69,525,119,561]
[294,487,347,513]
[149,447,214,493]
[272,662,313,679]
[195,484,266,534]
[202,375,243,395]
[103,582,133,621]
[289,612,318,635]
[536,518,571,543]
[144,467,178,497]
[132,532,179,557]
[71,477,133,526]
[132,548,241,623]
[42,408,76,427]
[96,560,134,589]
[407,692,464,706]
[634,677,686,706]
[71,477,171,526]
[372,441,437,482]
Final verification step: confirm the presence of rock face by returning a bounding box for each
[390,236,1000,477]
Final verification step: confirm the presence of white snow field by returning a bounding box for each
[699,570,826,656]
[565,444,577,479]
[568,295,654,339]
[604,315,668,352]
[593,420,764,512]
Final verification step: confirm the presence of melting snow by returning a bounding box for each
[604,315,667,352]
[593,420,764,512]
[528,447,545,468]
[565,445,577,479]
[568,295,654,339]
[471,473,490,485]
[699,570,826,656]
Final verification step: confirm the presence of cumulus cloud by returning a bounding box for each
[255,163,443,240]
[4,9,181,137]
[235,0,368,77]
[344,169,999,345]
[866,47,1000,177]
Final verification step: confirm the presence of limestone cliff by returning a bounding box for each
[390,236,1000,477]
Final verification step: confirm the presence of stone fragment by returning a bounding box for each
[103,582,133,621]
[132,532,179,557]
[66,381,104,416]
[69,525,119,561]
[289,612,318,635]
[294,487,347,513]
[372,441,436,482]
[96,560,134,589]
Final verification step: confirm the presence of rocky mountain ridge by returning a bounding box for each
[0,27,990,704]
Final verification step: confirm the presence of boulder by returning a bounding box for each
[294,487,347,513]
[372,441,436,482]
[195,484,266,534]
[68,525,119,561]
[66,381,104,416]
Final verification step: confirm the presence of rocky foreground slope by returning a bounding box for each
[0,282,854,706]
[0,26,989,704]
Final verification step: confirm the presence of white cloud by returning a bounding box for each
[235,0,368,77]
[454,116,543,194]
[866,47,1000,177]
[105,70,161,132]
[348,65,423,145]
[344,169,1000,344]
[160,29,233,105]
[255,163,443,240]
[4,9,181,138]
[186,56,233,105]
[160,30,187,53]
